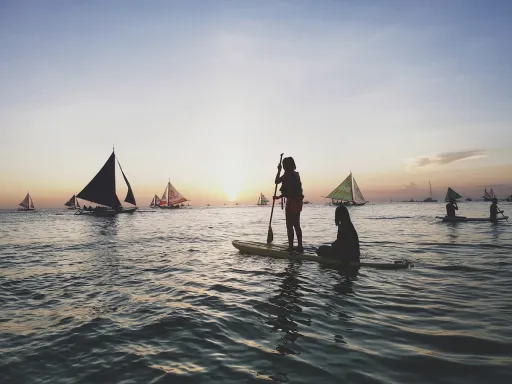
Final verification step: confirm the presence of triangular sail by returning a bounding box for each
[30,196,34,209]
[326,173,353,201]
[150,196,155,207]
[167,181,188,205]
[483,189,492,199]
[64,195,76,207]
[260,193,269,204]
[160,184,168,206]
[445,187,462,202]
[490,188,496,199]
[117,158,137,206]
[77,151,121,209]
[19,193,30,208]
[353,177,365,203]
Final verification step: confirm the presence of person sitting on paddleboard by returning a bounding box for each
[316,204,360,263]
[273,157,304,253]
[490,198,503,223]
[446,198,458,217]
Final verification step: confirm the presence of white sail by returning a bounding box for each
[19,193,31,208]
[160,185,168,206]
[167,181,187,205]
[353,177,366,203]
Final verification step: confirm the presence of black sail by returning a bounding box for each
[64,195,75,207]
[117,159,136,206]
[77,151,121,209]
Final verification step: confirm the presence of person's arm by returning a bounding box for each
[454,203,458,210]
[274,164,283,184]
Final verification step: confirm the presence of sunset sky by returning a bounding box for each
[1,0,511,208]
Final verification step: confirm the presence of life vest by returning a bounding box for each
[280,171,303,199]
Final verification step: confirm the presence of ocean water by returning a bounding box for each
[1,202,511,384]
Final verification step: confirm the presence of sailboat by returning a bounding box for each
[423,181,438,202]
[324,172,367,206]
[507,194,512,202]
[483,188,496,202]
[64,194,80,210]
[18,192,35,211]
[158,179,188,209]
[445,187,462,202]
[149,194,162,208]
[76,149,137,216]
[256,193,269,206]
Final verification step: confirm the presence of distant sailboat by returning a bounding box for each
[76,149,137,216]
[18,192,35,211]
[507,194,512,202]
[483,188,495,201]
[149,194,161,208]
[64,194,80,210]
[158,179,188,209]
[256,193,269,206]
[445,187,462,202]
[423,181,438,202]
[325,172,367,206]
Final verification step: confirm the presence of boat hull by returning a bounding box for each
[232,240,411,269]
[435,216,509,222]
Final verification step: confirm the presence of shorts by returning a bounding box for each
[286,198,303,214]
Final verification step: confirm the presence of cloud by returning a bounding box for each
[404,182,418,190]
[405,150,486,172]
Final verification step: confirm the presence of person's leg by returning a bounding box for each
[285,210,295,250]
[294,212,303,252]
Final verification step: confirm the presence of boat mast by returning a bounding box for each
[429,181,433,199]
[168,179,170,208]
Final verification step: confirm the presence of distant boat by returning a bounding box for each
[156,179,188,209]
[256,193,269,206]
[324,172,367,206]
[149,194,161,208]
[64,194,80,210]
[303,200,310,204]
[445,187,462,202]
[76,149,138,216]
[18,192,35,211]
[423,181,438,202]
[483,188,496,202]
[507,194,512,202]
[465,197,473,202]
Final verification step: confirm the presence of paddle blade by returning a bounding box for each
[267,226,273,244]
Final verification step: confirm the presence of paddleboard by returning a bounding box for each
[232,240,412,269]
[435,216,509,222]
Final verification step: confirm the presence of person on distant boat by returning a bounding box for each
[490,198,503,223]
[273,157,304,253]
[446,198,458,217]
[316,204,360,263]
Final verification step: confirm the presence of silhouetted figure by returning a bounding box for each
[446,198,458,217]
[316,204,360,263]
[274,157,304,253]
[490,198,502,223]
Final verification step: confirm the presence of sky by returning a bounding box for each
[1,0,512,208]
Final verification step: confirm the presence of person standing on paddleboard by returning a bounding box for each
[273,157,304,253]
[446,198,458,217]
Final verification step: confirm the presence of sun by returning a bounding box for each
[223,179,242,202]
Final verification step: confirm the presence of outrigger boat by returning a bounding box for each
[482,188,496,202]
[64,194,80,210]
[18,193,35,211]
[154,179,188,209]
[423,181,437,202]
[256,193,269,206]
[75,149,138,216]
[324,172,367,206]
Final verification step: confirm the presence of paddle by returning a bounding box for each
[497,203,508,222]
[267,153,284,244]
